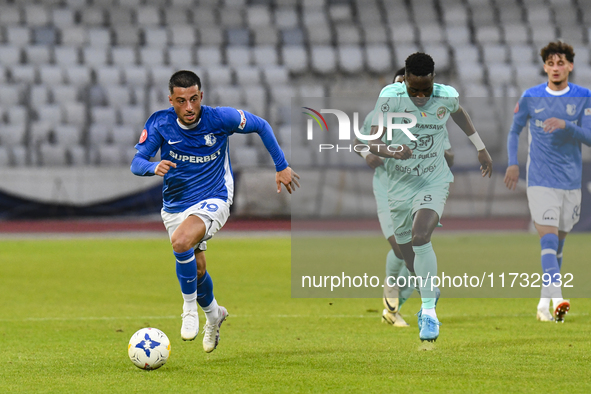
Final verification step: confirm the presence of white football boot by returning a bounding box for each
[203,306,228,353]
[180,310,199,340]
[536,308,554,322]
[383,277,400,314]
[382,309,410,327]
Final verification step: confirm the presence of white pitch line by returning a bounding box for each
[0,312,587,322]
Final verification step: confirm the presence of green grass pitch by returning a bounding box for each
[1,234,590,393]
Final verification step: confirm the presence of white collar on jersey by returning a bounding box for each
[176,116,201,130]
[545,84,570,96]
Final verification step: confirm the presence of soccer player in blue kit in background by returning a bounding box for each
[504,41,591,322]
[131,70,299,352]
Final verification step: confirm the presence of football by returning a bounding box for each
[128,327,171,370]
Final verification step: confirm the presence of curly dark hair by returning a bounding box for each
[169,70,202,94]
[393,66,405,83]
[540,41,575,63]
[405,53,435,77]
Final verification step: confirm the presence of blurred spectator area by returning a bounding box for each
[0,0,590,171]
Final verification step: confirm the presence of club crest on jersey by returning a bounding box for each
[139,129,147,144]
[204,133,216,146]
[436,106,446,120]
[566,104,576,116]
[381,103,390,112]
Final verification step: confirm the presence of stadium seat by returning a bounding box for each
[194,7,219,27]
[235,66,262,86]
[119,105,146,126]
[51,8,75,27]
[168,46,195,68]
[310,46,337,74]
[139,47,165,66]
[6,26,32,46]
[503,25,531,45]
[247,5,272,27]
[525,7,552,24]
[391,23,416,45]
[335,25,361,46]
[82,47,109,65]
[269,85,294,105]
[80,8,107,26]
[355,0,381,25]
[361,26,388,45]
[95,67,122,85]
[243,85,267,117]
[53,124,82,145]
[196,46,223,66]
[442,5,469,25]
[226,46,253,66]
[6,105,27,125]
[169,25,198,47]
[111,125,138,146]
[462,83,490,98]
[31,85,50,105]
[63,102,86,126]
[470,3,497,26]
[338,45,364,74]
[413,1,439,24]
[24,5,50,26]
[105,85,131,107]
[123,66,149,86]
[39,143,68,166]
[229,145,259,167]
[96,144,123,166]
[0,123,26,146]
[530,25,558,48]
[227,28,251,46]
[112,47,137,67]
[364,44,392,74]
[252,46,278,67]
[394,44,420,66]
[475,26,503,44]
[68,145,87,166]
[205,66,233,86]
[445,26,471,46]
[163,8,190,25]
[219,6,244,27]
[262,66,289,85]
[39,66,66,85]
[144,28,170,47]
[417,24,446,46]
[456,61,485,84]
[558,26,585,46]
[88,28,112,47]
[60,27,88,46]
[0,146,10,166]
[11,65,37,84]
[482,44,508,64]
[281,28,305,46]
[423,44,451,72]
[113,27,141,47]
[33,26,58,46]
[88,123,110,145]
[498,4,525,24]
[51,85,79,104]
[54,47,80,66]
[0,7,22,25]
[253,26,280,46]
[508,44,536,65]
[487,63,515,85]
[91,107,117,127]
[136,6,161,26]
[0,46,22,67]
[24,45,52,65]
[307,26,332,45]
[281,46,308,74]
[275,6,299,29]
[514,64,545,90]
[64,66,92,86]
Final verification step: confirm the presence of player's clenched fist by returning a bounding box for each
[155,160,177,176]
[391,144,413,160]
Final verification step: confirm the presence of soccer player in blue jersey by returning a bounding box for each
[504,41,591,322]
[130,70,299,352]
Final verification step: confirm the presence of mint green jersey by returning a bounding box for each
[372,82,458,199]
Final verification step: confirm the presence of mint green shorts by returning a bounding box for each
[373,173,395,240]
[389,181,450,245]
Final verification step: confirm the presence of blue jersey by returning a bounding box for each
[508,83,591,189]
[133,106,288,213]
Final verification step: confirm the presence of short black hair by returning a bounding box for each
[169,70,201,94]
[393,67,405,83]
[540,41,575,63]
[405,53,435,77]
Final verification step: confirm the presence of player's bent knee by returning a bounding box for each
[171,233,195,253]
[411,233,431,246]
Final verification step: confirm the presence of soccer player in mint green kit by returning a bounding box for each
[356,67,454,328]
[368,53,493,342]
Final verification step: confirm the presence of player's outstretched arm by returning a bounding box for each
[353,138,384,169]
[504,165,519,190]
[276,167,300,194]
[451,106,493,177]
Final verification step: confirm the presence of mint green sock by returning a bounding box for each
[413,242,437,310]
[385,249,405,278]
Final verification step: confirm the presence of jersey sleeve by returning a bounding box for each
[134,112,164,158]
[217,107,289,171]
[507,92,530,166]
[564,93,591,146]
[441,85,460,113]
[357,110,376,144]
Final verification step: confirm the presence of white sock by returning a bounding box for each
[182,291,198,312]
[538,286,551,310]
[422,307,437,319]
[201,298,219,323]
[548,283,563,309]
